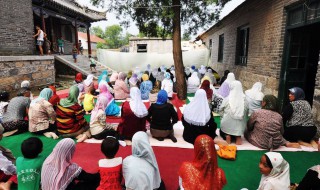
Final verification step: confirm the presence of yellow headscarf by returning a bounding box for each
[142,74,149,81]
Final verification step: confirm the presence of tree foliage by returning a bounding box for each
[90,0,230,99]
[91,0,229,36]
[91,25,131,49]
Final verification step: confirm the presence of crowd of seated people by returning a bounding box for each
[0,64,319,190]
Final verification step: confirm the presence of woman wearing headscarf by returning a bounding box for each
[109,72,119,85]
[117,87,148,140]
[161,72,173,100]
[182,89,217,144]
[218,70,230,85]
[41,138,100,190]
[98,70,109,84]
[217,73,235,98]
[258,152,290,190]
[245,95,300,150]
[98,74,114,94]
[198,65,207,79]
[219,81,247,145]
[99,83,120,116]
[140,74,153,100]
[129,74,140,89]
[56,86,90,142]
[205,69,217,85]
[156,71,165,82]
[150,68,158,86]
[187,72,200,93]
[296,165,320,190]
[282,87,317,148]
[149,80,161,103]
[147,90,178,142]
[29,88,58,139]
[122,132,164,190]
[245,82,264,116]
[90,96,118,139]
[48,85,60,107]
[83,74,94,93]
[114,72,130,100]
[179,135,227,190]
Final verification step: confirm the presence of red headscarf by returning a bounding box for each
[178,135,227,190]
[48,85,60,106]
[200,80,213,100]
[75,73,83,84]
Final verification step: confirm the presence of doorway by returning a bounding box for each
[279,22,320,107]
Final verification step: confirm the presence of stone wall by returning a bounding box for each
[0,56,55,91]
[200,0,300,95]
[0,0,34,55]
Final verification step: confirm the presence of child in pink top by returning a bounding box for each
[97,137,122,190]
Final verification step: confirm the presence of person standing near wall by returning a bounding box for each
[33,26,46,56]
[57,36,64,55]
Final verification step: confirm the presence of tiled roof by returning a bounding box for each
[78,32,105,43]
[45,0,107,21]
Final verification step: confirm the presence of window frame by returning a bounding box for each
[218,34,224,62]
[235,25,250,66]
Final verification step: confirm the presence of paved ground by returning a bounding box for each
[55,55,113,78]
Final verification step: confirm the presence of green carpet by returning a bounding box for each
[0,133,319,189]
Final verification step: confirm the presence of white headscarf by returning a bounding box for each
[123,132,161,190]
[21,80,30,88]
[84,74,94,87]
[225,73,235,84]
[245,82,264,101]
[258,152,290,190]
[183,89,211,126]
[188,72,200,86]
[228,80,245,119]
[129,87,148,118]
[199,65,207,74]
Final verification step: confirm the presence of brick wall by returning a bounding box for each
[0,56,55,91]
[0,0,34,55]
[201,0,300,95]
[313,65,320,138]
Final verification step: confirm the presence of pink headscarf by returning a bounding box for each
[41,138,82,190]
[118,72,127,81]
[90,96,109,123]
[110,72,119,82]
[99,83,114,104]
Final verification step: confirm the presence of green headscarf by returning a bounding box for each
[59,86,79,107]
[31,88,53,105]
[262,95,279,112]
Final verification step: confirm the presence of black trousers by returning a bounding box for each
[283,125,317,142]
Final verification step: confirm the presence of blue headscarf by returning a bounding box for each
[98,70,109,83]
[156,90,168,105]
[289,87,305,100]
[164,72,171,80]
[31,88,53,105]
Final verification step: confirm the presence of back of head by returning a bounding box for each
[21,137,43,158]
[0,91,9,102]
[101,137,119,159]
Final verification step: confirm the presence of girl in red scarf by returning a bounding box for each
[200,80,213,100]
[178,135,227,190]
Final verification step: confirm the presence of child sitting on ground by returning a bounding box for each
[97,137,122,190]
[0,91,9,123]
[89,56,97,73]
[16,137,45,190]
[81,88,97,114]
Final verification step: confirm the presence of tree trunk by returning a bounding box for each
[172,0,187,100]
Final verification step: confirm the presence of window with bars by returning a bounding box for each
[218,34,224,62]
[236,25,250,66]
[137,44,147,53]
